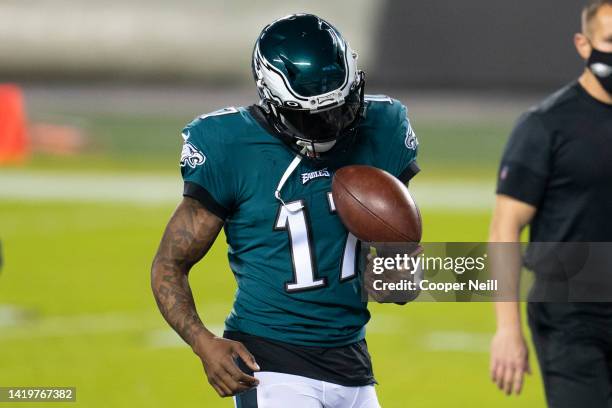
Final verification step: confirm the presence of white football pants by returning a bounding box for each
[233,371,381,408]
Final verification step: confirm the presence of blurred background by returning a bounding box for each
[0,1,585,407]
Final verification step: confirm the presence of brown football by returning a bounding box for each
[331,165,422,242]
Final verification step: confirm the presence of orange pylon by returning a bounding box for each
[0,84,29,164]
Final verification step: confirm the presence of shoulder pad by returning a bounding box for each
[182,106,243,142]
[363,95,407,129]
[364,94,394,104]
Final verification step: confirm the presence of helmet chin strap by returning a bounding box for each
[274,147,307,211]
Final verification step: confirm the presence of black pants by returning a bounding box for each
[528,303,612,408]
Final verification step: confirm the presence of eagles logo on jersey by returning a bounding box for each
[405,122,419,150]
[180,142,205,168]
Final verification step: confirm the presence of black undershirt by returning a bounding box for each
[224,331,376,387]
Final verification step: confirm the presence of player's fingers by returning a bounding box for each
[207,371,232,398]
[218,380,235,398]
[211,382,228,398]
[204,363,236,398]
[223,358,259,386]
[232,342,260,372]
[223,366,257,393]
[217,368,251,396]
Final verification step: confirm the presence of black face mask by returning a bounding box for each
[276,82,364,144]
[588,47,612,95]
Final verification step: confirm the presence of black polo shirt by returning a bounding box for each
[497,81,612,242]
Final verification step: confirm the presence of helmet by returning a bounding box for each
[252,14,365,158]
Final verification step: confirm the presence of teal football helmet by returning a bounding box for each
[252,14,365,158]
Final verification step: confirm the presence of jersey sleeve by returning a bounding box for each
[179,120,236,219]
[382,102,420,183]
[496,111,551,207]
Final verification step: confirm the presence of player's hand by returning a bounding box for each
[363,245,423,304]
[192,335,260,397]
[490,328,531,395]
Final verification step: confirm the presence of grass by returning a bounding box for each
[0,114,544,407]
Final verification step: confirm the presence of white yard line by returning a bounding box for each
[0,171,494,210]
[0,306,491,352]
[0,309,157,341]
[412,182,494,211]
[0,304,224,344]
[146,326,225,349]
[0,171,181,205]
[423,331,491,353]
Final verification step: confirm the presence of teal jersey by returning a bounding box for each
[180,96,419,347]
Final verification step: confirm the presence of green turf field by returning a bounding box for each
[0,113,545,407]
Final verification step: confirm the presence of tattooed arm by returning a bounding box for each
[151,197,259,397]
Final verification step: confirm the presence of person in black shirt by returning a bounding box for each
[489,1,612,407]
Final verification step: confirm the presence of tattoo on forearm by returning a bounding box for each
[151,197,223,347]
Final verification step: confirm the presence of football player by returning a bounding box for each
[151,14,419,408]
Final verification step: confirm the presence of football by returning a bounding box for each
[331,165,422,242]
